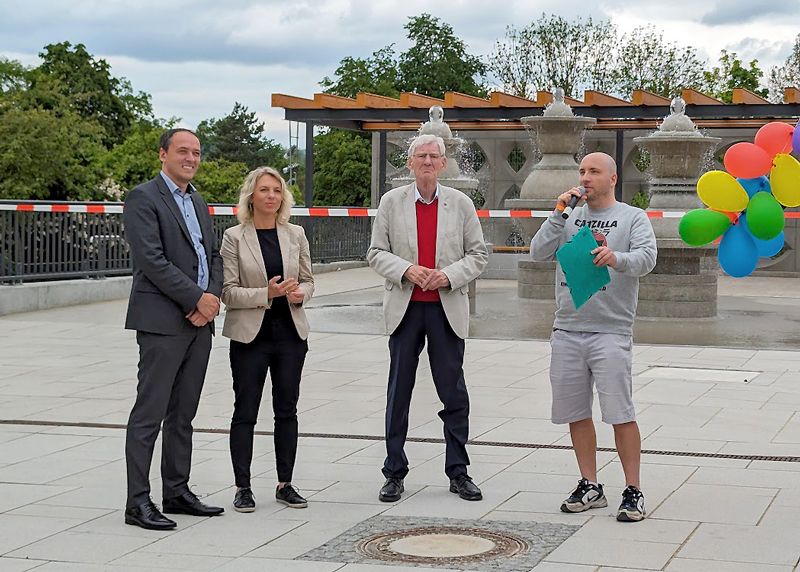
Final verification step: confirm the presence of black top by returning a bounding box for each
[256,228,291,322]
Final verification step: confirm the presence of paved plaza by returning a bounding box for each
[0,268,799,571]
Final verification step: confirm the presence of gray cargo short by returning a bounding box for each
[549,329,635,425]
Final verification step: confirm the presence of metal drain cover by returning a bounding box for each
[356,526,528,564]
[299,515,580,571]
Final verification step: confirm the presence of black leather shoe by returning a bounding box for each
[449,475,483,501]
[163,491,224,516]
[125,499,177,530]
[378,477,404,502]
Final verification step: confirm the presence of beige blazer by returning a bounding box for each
[367,184,488,339]
[221,222,314,343]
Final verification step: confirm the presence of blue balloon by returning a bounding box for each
[718,221,758,277]
[740,213,785,258]
[737,176,771,199]
[755,232,785,257]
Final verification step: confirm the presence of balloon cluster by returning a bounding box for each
[679,122,800,277]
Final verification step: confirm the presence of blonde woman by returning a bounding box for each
[221,167,314,511]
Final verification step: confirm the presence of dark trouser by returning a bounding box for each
[125,326,212,508]
[383,302,470,480]
[229,315,308,487]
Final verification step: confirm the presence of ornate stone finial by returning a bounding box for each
[657,96,699,134]
[670,97,686,115]
[543,87,574,117]
[418,105,452,138]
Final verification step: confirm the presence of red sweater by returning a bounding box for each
[411,199,440,302]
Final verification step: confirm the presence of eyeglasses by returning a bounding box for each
[412,153,443,160]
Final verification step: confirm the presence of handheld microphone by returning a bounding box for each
[561,186,586,220]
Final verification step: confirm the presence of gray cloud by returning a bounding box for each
[701,0,799,25]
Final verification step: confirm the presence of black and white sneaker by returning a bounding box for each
[276,484,308,508]
[617,485,645,522]
[560,478,608,513]
[233,487,255,513]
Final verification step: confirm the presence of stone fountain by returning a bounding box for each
[510,89,596,299]
[633,97,721,318]
[391,105,479,196]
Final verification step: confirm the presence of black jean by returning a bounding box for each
[383,302,470,480]
[229,315,308,486]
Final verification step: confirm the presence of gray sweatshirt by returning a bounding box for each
[530,201,657,335]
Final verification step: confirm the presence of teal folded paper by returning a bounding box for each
[555,225,611,309]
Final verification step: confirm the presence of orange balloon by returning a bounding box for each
[723,142,773,179]
[754,122,795,157]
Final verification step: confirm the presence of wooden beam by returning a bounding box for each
[583,91,632,106]
[313,93,360,108]
[732,88,769,104]
[361,118,782,131]
[271,93,318,109]
[784,87,800,103]
[631,90,671,106]
[536,91,586,106]
[489,91,540,107]
[399,92,446,108]
[681,89,723,105]
[355,93,404,108]
[443,91,492,107]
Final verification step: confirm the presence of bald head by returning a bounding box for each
[583,152,617,175]
[579,152,618,208]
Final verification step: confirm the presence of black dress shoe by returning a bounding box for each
[378,477,404,502]
[163,491,224,516]
[449,475,483,501]
[125,499,177,530]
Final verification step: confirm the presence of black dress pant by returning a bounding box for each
[229,314,307,486]
[383,302,470,480]
[126,326,212,508]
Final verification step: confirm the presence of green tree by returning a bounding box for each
[0,107,106,200]
[104,120,176,193]
[614,26,705,98]
[702,50,767,103]
[320,45,400,98]
[193,159,250,204]
[398,14,487,97]
[489,15,617,98]
[768,33,800,102]
[313,129,372,206]
[197,102,286,171]
[0,57,29,96]
[29,42,153,147]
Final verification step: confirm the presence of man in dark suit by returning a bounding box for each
[122,128,224,530]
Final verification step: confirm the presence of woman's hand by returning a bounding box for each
[267,276,299,299]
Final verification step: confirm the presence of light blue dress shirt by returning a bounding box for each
[160,172,209,291]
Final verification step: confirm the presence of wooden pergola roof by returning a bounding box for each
[273,88,800,131]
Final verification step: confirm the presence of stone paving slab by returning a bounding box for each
[1,270,799,570]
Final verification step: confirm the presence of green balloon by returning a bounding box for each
[679,209,732,246]
[746,191,785,240]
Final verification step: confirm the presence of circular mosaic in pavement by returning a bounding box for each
[355,526,529,565]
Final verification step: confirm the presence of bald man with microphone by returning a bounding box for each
[531,152,657,523]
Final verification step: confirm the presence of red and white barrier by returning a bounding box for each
[2,203,799,219]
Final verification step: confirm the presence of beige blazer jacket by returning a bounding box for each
[221,222,314,343]
[367,183,488,339]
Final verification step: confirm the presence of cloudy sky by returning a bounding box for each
[1,0,798,145]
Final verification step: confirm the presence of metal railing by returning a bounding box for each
[0,201,372,283]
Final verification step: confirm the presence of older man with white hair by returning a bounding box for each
[367,134,488,503]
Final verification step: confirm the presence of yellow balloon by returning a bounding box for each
[771,153,800,208]
[697,171,749,212]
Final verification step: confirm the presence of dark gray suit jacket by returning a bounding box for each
[123,175,223,335]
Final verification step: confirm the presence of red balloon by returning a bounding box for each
[723,142,773,179]
[754,122,795,157]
